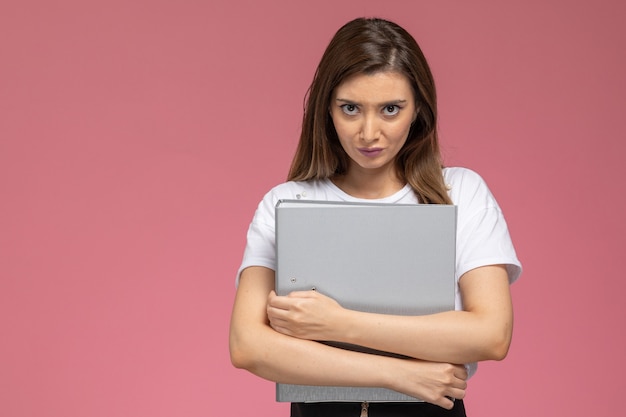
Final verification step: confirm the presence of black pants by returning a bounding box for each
[291,400,466,417]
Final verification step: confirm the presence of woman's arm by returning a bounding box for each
[267,264,513,364]
[229,266,468,409]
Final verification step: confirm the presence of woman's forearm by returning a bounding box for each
[337,308,510,364]
[230,315,467,408]
[230,317,392,387]
[333,266,513,363]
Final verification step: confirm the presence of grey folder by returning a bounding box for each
[275,199,457,402]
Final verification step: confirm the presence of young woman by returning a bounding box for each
[229,17,521,417]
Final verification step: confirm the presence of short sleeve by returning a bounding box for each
[456,206,522,283]
[446,168,522,283]
[235,190,279,286]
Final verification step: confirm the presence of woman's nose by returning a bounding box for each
[360,115,380,142]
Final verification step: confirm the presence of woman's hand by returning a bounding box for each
[267,289,344,341]
[388,359,468,410]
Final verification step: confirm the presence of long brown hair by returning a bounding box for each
[288,17,452,205]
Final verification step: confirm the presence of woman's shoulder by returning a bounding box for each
[442,166,498,208]
[443,166,491,192]
[443,166,485,185]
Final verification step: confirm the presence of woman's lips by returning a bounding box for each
[358,147,383,157]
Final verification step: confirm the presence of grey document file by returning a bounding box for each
[275,199,457,402]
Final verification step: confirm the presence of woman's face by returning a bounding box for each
[330,71,417,179]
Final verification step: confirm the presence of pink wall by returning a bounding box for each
[1,1,624,416]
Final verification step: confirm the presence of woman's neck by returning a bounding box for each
[331,168,405,199]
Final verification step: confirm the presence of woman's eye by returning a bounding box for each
[340,104,359,115]
[383,105,400,116]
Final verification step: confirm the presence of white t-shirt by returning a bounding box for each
[237,166,522,377]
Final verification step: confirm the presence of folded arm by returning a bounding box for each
[229,266,467,409]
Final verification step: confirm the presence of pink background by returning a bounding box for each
[1,1,624,416]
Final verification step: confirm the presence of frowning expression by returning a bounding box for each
[330,71,417,177]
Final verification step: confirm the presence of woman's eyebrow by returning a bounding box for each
[335,98,408,105]
[335,98,359,104]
